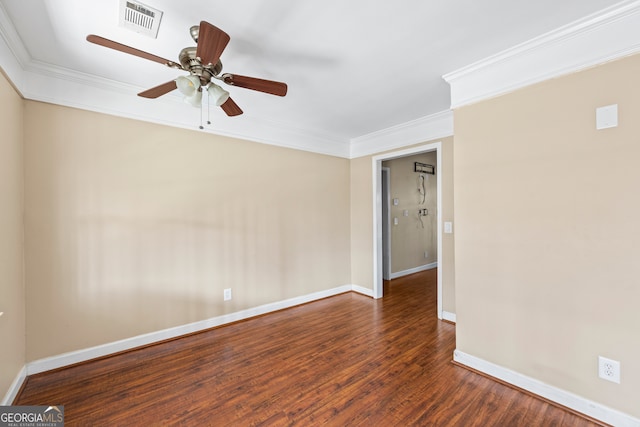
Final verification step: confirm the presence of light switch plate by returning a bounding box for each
[444,222,453,234]
[596,104,618,130]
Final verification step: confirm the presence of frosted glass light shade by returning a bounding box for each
[176,75,201,97]
[208,83,230,106]
[185,90,202,107]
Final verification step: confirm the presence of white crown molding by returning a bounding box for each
[454,350,640,427]
[0,2,28,90]
[350,110,453,159]
[2,0,450,160]
[0,4,350,158]
[6,1,639,158]
[21,62,350,157]
[443,0,640,108]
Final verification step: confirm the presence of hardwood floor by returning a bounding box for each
[15,269,603,426]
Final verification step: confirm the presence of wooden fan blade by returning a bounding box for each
[138,80,178,98]
[221,74,287,97]
[196,21,230,66]
[220,98,243,116]
[87,35,179,67]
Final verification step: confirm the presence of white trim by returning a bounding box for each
[442,311,456,323]
[20,65,350,158]
[0,2,27,91]
[381,167,392,281]
[4,1,640,156]
[1,366,26,405]
[351,284,374,298]
[453,350,640,427]
[443,0,640,108]
[26,285,359,375]
[373,160,384,299]
[389,262,438,280]
[350,110,454,158]
[372,142,443,321]
[436,145,443,319]
[0,5,351,159]
[1,0,455,161]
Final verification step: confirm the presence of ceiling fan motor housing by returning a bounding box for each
[189,25,200,43]
[178,47,223,85]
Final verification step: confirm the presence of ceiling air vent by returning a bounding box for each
[119,0,163,38]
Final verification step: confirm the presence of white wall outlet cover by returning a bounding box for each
[598,356,621,384]
[596,104,618,130]
[393,198,399,206]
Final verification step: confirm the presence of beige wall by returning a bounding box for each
[440,138,455,314]
[5,72,455,383]
[349,156,374,290]
[23,102,351,361]
[350,136,455,313]
[454,53,640,417]
[384,152,438,273]
[0,70,25,398]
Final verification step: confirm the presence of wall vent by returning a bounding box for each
[119,0,163,38]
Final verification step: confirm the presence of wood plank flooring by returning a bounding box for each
[15,269,604,426]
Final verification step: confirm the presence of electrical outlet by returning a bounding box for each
[424,251,429,258]
[223,288,232,301]
[598,356,620,384]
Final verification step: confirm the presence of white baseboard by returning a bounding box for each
[351,285,374,297]
[26,285,360,376]
[453,350,640,427]
[390,262,438,279]
[442,311,456,323]
[1,366,26,405]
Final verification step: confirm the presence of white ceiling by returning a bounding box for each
[0,0,625,153]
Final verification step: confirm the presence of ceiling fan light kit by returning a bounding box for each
[176,75,200,97]
[208,83,230,107]
[86,20,288,124]
[184,90,202,107]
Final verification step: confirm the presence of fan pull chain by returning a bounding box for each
[198,85,212,128]
[199,87,206,130]
[207,95,212,125]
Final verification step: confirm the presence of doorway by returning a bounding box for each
[372,142,443,319]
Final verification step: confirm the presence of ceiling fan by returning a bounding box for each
[86,21,288,117]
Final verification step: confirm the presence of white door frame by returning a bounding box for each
[371,142,443,319]
[381,167,391,280]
